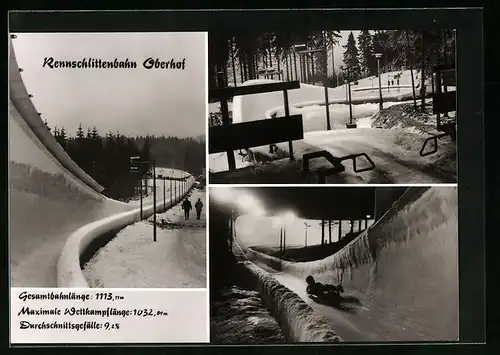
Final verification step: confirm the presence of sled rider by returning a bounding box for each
[306,275,343,297]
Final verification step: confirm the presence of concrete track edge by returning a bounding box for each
[233,242,342,343]
[57,179,195,288]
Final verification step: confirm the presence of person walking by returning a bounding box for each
[195,198,203,220]
[182,198,192,220]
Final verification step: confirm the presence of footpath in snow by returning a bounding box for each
[83,188,207,288]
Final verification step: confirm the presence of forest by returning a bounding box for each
[46,122,205,200]
[208,29,456,96]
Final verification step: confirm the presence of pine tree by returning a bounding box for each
[91,126,99,140]
[342,32,362,80]
[372,31,390,72]
[76,123,85,140]
[357,30,377,76]
[54,127,67,149]
[60,127,67,142]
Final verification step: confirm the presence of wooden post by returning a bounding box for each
[283,89,294,161]
[338,220,342,241]
[358,219,362,231]
[139,178,143,219]
[217,71,236,171]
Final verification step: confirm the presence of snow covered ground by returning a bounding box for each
[82,188,206,288]
[209,99,427,175]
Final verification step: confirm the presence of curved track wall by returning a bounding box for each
[247,186,459,341]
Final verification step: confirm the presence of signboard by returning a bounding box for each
[209,115,304,154]
[433,91,456,114]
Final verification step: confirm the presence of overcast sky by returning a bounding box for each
[12,32,207,138]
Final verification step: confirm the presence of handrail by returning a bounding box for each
[57,177,194,287]
[303,150,376,182]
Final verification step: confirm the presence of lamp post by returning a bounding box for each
[342,66,356,128]
[130,156,157,242]
[374,53,383,110]
[304,222,311,247]
[280,211,296,253]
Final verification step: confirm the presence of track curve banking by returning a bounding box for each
[8,38,193,287]
[245,187,458,342]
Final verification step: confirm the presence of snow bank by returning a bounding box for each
[57,177,195,288]
[233,243,341,343]
[10,41,104,194]
[247,186,459,340]
[10,90,132,287]
[233,76,417,125]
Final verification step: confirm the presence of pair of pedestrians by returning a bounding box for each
[182,197,203,220]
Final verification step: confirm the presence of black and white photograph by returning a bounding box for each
[209,186,458,343]
[9,32,207,289]
[208,29,457,184]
